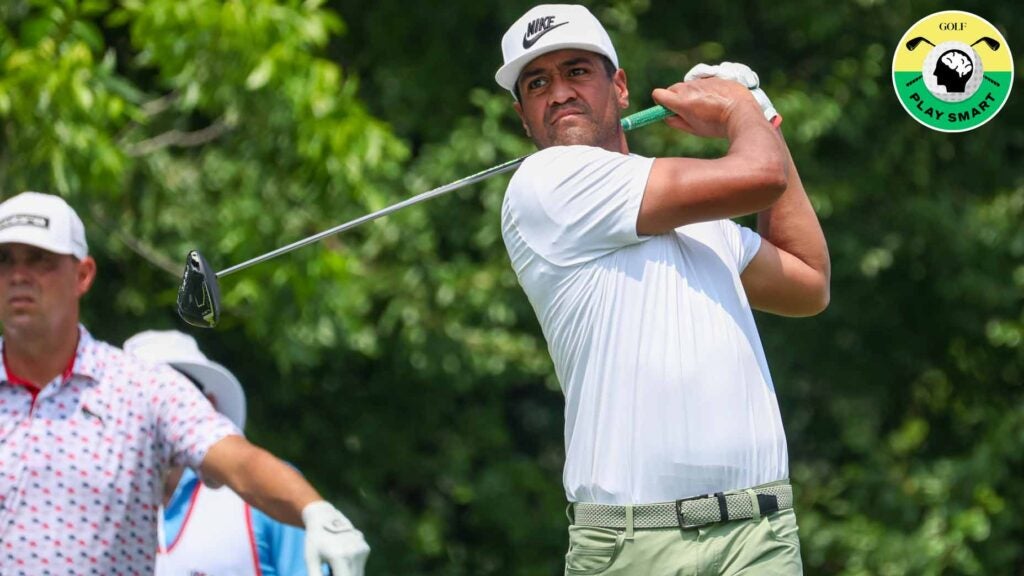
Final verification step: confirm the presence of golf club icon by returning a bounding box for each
[905,36,1000,52]
[905,37,936,51]
[970,36,1001,51]
[903,36,1002,87]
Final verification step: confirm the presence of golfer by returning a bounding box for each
[496,5,829,575]
[0,191,368,576]
[124,329,315,576]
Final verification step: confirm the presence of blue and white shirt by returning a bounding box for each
[158,467,309,576]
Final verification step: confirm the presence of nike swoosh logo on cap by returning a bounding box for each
[522,21,568,49]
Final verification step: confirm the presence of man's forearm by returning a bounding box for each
[756,131,830,280]
[638,102,789,235]
[725,105,790,202]
[202,436,321,527]
[236,448,321,526]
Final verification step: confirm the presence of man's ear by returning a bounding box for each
[613,68,629,110]
[513,101,532,137]
[76,256,97,297]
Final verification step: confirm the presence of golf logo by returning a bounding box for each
[893,11,1013,132]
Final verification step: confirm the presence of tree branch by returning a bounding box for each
[140,90,180,117]
[88,207,180,276]
[110,228,181,276]
[123,119,232,157]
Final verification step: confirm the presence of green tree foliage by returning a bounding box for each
[1,0,1022,574]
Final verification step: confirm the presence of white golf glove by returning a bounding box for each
[684,61,780,124]
[302,501,370,576]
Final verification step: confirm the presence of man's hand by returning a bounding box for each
[684,62,779,124]
[303,501,370,576]
[652,78,766,139]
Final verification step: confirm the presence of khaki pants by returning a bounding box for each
[564,508,803,575]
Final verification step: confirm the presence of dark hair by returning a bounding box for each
[513,54,617,102]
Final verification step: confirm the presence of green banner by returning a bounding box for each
[894,72,1012,131]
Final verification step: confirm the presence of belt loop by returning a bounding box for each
[624,505,635,541]
[745,489,760,523]
[566,503,575,524]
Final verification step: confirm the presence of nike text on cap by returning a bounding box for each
[495,4,619,93]
[0,191,88,259]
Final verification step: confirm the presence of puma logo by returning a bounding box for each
[82,404,105,426]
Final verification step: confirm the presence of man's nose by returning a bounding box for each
[5,259,36,282]
[548,76,577,105]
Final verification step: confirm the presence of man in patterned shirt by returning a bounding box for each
[0,191,368,576]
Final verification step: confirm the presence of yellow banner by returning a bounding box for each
[893,11,1012,71]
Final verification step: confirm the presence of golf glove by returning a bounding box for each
[302,501,370,576]
[684,62,780,124]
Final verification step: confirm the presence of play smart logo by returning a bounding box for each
[893,11,1013,132]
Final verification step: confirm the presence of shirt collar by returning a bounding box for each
[69,325,100,382]
[0,324,100,387]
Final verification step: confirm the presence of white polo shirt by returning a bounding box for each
[0,327,239,574]
[502,145,789,505]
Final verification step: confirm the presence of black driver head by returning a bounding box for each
[177,250,221,328]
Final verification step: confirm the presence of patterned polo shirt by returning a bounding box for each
[0,326,240,575]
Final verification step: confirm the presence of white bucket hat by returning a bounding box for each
[0,191,88,259]
[495,4,619,93]
[124,330,247,430]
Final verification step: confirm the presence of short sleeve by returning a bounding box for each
[151,365,240,470]
[504,145,655,266]
[718,219,763,271]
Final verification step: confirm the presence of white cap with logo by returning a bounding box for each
[0,192,88,259]
[124,330,247,430]
[495,4,619,93]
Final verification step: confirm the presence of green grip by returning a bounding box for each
[620,105,674,131]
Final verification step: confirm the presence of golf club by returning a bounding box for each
[905,75,923,87]
[178,102,783,328]
[905,37,935,51]
[177,104,672,328]
[970,36,1000,51]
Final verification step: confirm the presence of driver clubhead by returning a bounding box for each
[177,250,221,328]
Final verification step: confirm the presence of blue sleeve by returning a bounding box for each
[251,506,314,576]
[162,469,201,547]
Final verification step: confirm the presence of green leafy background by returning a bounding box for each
[1,0,1021,574]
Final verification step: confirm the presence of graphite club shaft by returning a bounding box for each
[214,104,673,278]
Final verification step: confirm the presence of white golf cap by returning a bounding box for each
[495,4,618,93]
[124,330,247,430]
[0,191,88,259]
